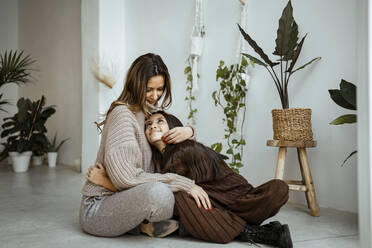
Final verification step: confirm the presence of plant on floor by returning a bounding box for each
[46,133,69,168]
[238,0,320,109]
[0,96,56,161]
[0,50,35,112]
[47,133,69,153]
[211,57,250,173]
[329,79,357,166]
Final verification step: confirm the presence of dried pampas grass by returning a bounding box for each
[91,55,118,88]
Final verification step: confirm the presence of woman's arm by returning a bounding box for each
[86,163,118,192]
[162,126,194,144]
[88,163,212,209]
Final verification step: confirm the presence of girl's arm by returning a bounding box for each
[86,163,118,192]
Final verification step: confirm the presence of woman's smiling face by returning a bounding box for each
[145,113,169,144]
[146,75,165,106]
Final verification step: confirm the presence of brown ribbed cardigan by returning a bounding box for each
[81,105,195,197]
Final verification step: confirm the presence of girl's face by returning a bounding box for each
[146,75,165,106]
[145,113,169,144]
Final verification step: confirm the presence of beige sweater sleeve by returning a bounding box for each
[104,107,195,193]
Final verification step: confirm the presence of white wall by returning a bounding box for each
[358,0,372,246]
[98,0,126,115]
[104,0,357,213]
[81,0,99,173]
[0,0,19,129]
[18,0,82,166]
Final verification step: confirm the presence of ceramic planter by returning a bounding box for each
[9,151,32,173]
[48,152,58,168]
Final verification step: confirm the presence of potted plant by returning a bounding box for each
[0,50,35,113]
[31,133,49,166]
[0,50,35,165]
[0,96,55,172]
[46,133,69,168]
[329,79,357,165]
[238,0,321,141]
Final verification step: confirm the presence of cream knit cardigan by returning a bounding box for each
[81,105,195,197]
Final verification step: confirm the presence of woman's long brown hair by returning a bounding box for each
[149,111,225,184]
[96,53,172,131]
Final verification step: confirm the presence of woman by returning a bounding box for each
[88,111,293,248]
[80,53,212,238]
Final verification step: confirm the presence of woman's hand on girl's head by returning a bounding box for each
[86,163,107,186]
[163,126,193,144]
[189,184,212,210]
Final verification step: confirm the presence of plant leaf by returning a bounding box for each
[55,138,69,152]
[341,150,357,166]
[329,89,356,110]
[0,50,35,87]
[242,53,267,67]
[283,21,299,61]
[330,114,357,125]
[238,24,279,67]
[273,1,298,59]
[340,79,356,109]
[291,57,321,74]
[287,34,307,72]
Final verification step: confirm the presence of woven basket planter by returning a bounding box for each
[272,108,313,141]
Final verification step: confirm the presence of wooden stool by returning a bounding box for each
[267,140,320,217]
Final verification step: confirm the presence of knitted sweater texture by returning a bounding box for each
[81,105,195,196]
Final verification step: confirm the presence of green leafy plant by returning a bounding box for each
[184,26,205,125]
[211,57,250,173]
[0,96,55,160]
[184,64,198,125]
[0,50,35,112]
[329,79,357,166]
[47,133,69,152]
[238,0,320,109]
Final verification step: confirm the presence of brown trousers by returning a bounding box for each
[174,167,289,244]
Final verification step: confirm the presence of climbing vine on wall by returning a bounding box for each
[184,64,198,125]
[185,25,205,125]
[211,57,252,173]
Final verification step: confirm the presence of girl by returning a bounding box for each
[88,111,293,248]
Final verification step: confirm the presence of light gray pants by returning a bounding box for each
[79,182,175,237]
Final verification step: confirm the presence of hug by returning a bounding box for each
[80,53,292,248]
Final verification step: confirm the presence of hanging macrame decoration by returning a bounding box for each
[235,0,251,137]
[185,0,205,125]
[190,0,205,93]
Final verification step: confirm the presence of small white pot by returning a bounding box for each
[32,155,43,166]
[48,152,58,168]
[8,156,12,165]
[9,151,32,173]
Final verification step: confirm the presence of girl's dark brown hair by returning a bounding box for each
[149,111,224,183]
[96,53,172,130]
